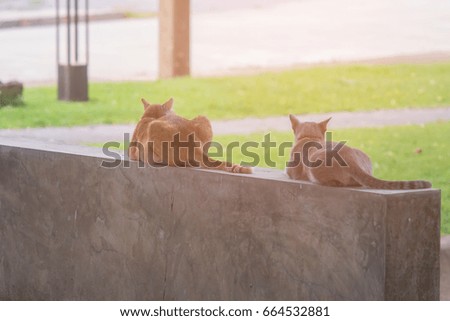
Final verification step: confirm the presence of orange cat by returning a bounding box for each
[286,115,431,189]
[129,98,252,174]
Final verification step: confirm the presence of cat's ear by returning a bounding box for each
[141,98,151,109]
[319,117,331,132]
[289,114,300,131]
[163,98,174,110]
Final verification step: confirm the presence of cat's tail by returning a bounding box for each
[200,154,253,174]
[350,166,431,190]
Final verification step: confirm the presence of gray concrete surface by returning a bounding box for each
[0,139,441,300]
[441,236,450,301]
[0,0,449,84]
[0,107,448,145]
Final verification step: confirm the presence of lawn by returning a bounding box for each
[211,122,450,234]
[1,63,449,128]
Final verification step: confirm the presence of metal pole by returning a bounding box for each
[56,0,60,65]
[86,0,89,65]
[74,0,78,63]
[67,0,71,65]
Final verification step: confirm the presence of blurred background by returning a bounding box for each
[1,0,449,83]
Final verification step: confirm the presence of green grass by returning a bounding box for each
[123,11,157,19]
[1,63,449,128]
[211,122,449,234]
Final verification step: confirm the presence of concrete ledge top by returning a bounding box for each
[0,137,439,197]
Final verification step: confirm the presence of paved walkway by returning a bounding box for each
[0,107,448,145]
[1,0,449,84]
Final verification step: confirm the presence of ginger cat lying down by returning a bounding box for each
[129,98,252,174]
[286,115,431,189]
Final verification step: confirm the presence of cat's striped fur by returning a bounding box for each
[286,115,431,189]
[129,98,252,174]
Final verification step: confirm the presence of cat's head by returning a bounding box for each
[140,97,174,118]
[289,115,331,141]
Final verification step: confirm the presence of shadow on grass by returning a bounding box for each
[0,98,26,108]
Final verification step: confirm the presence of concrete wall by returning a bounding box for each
[440,236,450,300]
[0,139,440,300]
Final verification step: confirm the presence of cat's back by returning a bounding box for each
[133,116,156,138]
[161,114,211,132]
[317,141,372,174]
[146,113,197,136]
[160,113,186,124]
